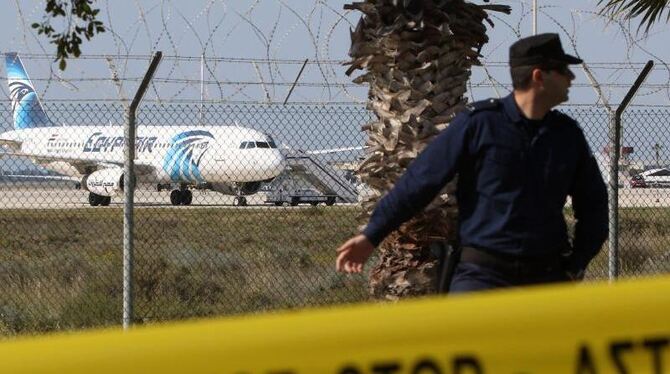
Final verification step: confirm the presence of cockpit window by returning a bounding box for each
[266,135,278,149]
[241,140,277,149]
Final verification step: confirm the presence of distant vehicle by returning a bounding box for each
[266,188,337,206]
[630,174,647,188]
[635,168,670,188]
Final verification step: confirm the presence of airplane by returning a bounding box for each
[0,52,285,207]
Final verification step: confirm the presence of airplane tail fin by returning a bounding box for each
[5,52,52,130]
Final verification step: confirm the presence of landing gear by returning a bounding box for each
[182,190,193,205]
[231,183,249,207]
[170,190,181,205]
[170,189,193,206]
[326,196,336,206]
[88,193,111,207]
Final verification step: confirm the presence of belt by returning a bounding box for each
[460,246,564,277]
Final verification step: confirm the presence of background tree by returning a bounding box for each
[597,0,670,33]
[345,0,509,299]
[32,0,105,70]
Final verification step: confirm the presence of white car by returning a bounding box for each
[638,168,670,188]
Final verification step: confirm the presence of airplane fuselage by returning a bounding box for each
[1,125,285,185]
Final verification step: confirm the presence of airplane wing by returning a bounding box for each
[1,174,80,182]
[305,146,365,155]
[0,151,156,176]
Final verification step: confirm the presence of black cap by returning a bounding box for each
[509,33,582,67]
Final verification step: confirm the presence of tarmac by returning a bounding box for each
[0,187,272,209]
[617,188,670,208]
[0,184,668,210]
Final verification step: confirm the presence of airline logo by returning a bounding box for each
[5,53,51,129]
[82,132,158,153]
[163,130,214,183]
[8,81,33,113]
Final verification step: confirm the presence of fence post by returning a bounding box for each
[608,60,653,281]
[607,108,619,281]
[123,52,162,329]
[283,59,308,105]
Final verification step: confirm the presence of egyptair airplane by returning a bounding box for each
[0,53,285,206]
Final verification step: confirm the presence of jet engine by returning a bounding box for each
[82,168,124,197]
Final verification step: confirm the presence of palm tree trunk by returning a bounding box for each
[345,0,510,300]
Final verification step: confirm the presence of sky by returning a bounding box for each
[0,0,669,106]
[1,0,670,170]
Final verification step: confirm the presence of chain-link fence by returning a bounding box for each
[1,101,669,336]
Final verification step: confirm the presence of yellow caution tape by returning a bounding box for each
[1,276,669,373]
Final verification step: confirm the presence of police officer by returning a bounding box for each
[335,33,608,293]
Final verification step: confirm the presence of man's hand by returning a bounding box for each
[335,234,375,273]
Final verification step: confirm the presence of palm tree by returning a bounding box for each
[597,0,670,33]
[345,0,509,299]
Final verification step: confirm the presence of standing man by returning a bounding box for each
[336,33,608,293]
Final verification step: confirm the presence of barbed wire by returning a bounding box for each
[0,98,668,109]
[1,52,663,68]
[4,0,670,105]
[4,76,670,92]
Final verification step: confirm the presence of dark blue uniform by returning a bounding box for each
[362,94,608,292]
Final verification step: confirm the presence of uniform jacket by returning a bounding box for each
[363,94,608,273]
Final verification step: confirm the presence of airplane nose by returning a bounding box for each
[272,151,286,174]
[258,151,285,181]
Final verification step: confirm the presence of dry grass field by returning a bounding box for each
[0,205,668,336]
[0,207,369,336]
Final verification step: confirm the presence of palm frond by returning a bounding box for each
[597,0,670,33]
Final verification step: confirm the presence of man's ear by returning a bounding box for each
[531,68,544,85]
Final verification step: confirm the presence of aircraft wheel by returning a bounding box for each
[310,202,318,206]
[238,196,247,206]
[101,196,112,206]
[170,190,182,206]
[89,192,101,207]
[290,197,299,206]
[274,202,283,206]
[326,197,336,206]
[181,190,193,205]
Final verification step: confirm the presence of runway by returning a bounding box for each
[0,185,668,210]
[617,188,670,208]
[0,186,273,209]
